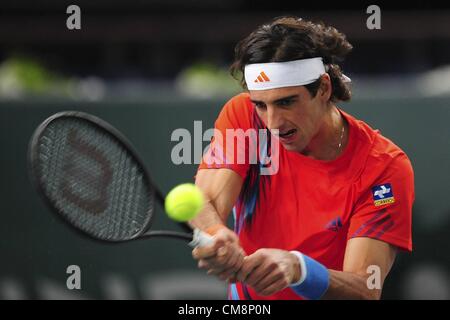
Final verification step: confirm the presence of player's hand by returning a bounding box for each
[192,226,245,282]
[236,248,301,296]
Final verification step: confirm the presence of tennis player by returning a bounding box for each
[190,16,414,300]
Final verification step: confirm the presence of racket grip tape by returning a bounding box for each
[189,228,214,248]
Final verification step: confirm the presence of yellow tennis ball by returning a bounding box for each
[165,183,204,222]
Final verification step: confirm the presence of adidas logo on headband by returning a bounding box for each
[245,58,351,91]
[245,58,325,90]
[254,71,271,83]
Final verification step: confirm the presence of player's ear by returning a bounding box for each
[317,73,332,102]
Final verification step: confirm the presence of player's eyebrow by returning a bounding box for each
[250,94,299,105]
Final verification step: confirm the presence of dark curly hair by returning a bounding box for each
[230,16,353,102]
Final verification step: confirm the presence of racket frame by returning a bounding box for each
[28,111,194,244]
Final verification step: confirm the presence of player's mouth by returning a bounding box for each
[277,129,297,143]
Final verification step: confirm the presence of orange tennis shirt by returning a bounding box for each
[197,93,414,300]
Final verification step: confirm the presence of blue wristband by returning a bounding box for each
[289,251,329,300]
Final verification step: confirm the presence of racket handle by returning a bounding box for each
[189,228,214,248]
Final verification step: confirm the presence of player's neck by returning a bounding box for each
[302,106,348,161]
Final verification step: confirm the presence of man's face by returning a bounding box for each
[249,84,328,153]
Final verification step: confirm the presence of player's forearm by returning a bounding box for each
[322,270,381,300]
[188,196,226,231]
[191,169,242,232]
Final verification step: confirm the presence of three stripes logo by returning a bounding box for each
[350,208,394,240]
[254,71,271,83]
[326,216,343,232]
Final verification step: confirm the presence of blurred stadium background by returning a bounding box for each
[0,1,449,299]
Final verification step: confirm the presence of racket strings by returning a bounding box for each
[36,118,153,241]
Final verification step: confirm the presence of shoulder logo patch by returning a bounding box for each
[372,183,395,206]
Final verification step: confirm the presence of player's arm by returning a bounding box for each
[237,237,396,299]
[324,155,412,299]
[189,168,246,281]
[323,237,396,299]
[189,168,242,230]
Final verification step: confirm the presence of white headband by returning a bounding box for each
[244,57,350,90]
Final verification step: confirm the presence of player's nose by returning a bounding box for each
[266,106,284,132]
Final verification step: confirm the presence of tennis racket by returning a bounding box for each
[28,111,213,247]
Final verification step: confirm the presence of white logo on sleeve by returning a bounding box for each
[373,185,390,198]
[372,183,395,206]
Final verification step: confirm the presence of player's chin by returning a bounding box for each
[280,139,303,152]
[281,143,298,151]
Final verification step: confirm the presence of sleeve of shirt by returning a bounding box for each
[197,94,254,180]
[347,152,415,252]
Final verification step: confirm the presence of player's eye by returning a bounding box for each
[276,98,296,107]
[253,102,267,110]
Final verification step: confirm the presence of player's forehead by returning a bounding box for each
[248,85,307,103]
